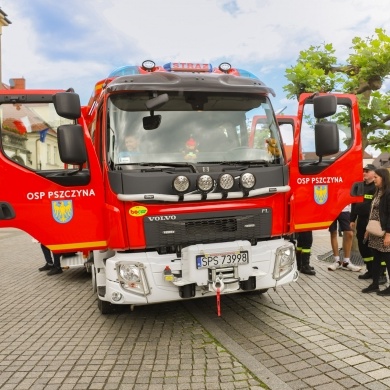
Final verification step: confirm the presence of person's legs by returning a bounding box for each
[330,230,340,258]
[377,253,390,295]
[328,218,342,271]
[39,244,54,271]
[298,231,315,276]
[47,252,63,275]
[339,211,361,271]
[342,230,353,259]
[357,219,373,279]
[362,249,381,293]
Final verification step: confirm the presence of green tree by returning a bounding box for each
[283,28,390,152]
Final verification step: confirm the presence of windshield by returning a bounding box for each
[107,91,284,166]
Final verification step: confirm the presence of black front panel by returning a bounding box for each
[144,208,272,249]
[109,165,287,196]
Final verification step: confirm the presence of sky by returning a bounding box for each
[1,0,390,155]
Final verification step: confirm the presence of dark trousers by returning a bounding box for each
[297,231,313,251]
[40,244,61,268]
[371,249,390,286]
[356,217,374,261]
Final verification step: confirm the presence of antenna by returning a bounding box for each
[275,106,287,115]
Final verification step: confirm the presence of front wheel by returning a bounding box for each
[97,297,118,314]
[97,296,129,315]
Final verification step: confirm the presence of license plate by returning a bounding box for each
[196,251,249,269]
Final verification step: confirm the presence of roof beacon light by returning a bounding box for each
[142,60,156,71]
[219,62,232,73]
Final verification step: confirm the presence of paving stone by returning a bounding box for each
[4,229,390,390]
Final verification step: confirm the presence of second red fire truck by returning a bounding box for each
[0,61,363,313]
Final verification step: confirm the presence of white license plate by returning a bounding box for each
[196,251,249,269]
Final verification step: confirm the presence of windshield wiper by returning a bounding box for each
[115,162,197,172]
[199,160,270,167]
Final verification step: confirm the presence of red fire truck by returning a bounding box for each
[0,61,363,313]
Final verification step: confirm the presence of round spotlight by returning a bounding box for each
[172,175,190,193]
[197,175,214,192]
[142,60,156,71]
[219,62,232,73]
[240,173,256,190]
[219,173,234,191]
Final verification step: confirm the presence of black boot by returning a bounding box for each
[358,261,372,279]
[300,252,316,275]
[296,250,302,271]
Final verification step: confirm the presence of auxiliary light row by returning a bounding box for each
[172,172,256,194]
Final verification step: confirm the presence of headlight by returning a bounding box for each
[197,175,213,192]
[239,173,256,190]
[173,175,190,193]
[119,264,140,282]
[273,243,295,281]
[117,262,150,296]
[219,173,234,191]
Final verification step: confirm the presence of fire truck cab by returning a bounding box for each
[0,61,363,313]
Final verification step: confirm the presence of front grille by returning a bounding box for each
[144,208,272,249]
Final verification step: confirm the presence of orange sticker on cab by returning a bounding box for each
[129,206,148,217]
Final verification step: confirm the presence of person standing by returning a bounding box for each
[328,205,361,271]
[350,164,386,283]
[362,168,390,294]
[38,244,63,275]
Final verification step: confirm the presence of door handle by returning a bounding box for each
[0,202,15,220]
[350,181,364,197]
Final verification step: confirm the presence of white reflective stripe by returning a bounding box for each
[117,185,290,202]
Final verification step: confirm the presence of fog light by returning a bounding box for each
[197,175,213,192]
[240,172,256,190]
[112,291,123,302]
[173,175,190,193]
[219,173,234,190]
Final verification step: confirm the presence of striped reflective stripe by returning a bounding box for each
[294,221,333,230]
[47,241,108,251]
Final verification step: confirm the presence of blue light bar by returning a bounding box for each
[235,68,259,80]
[108,66,140,78]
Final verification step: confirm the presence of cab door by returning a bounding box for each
[288,93,363,232]
[0,91,107,252]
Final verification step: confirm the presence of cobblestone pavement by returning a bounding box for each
[1,228,390,389]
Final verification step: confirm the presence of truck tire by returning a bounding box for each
[97,297,117,314]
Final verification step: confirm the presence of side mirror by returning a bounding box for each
[53,92,81,119]
[57,124,87,165]
[315,122,339,157]
[313,95,337,118]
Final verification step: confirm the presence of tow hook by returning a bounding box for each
[212,276,225,293]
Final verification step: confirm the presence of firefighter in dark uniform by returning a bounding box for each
[350,163,387,283]
[296,231,316,275]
